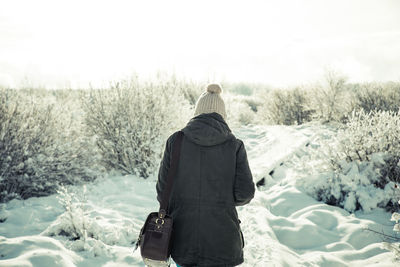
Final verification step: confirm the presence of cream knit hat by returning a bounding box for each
[194,83,227,120]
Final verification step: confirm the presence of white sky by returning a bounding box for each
[0,0,399,88]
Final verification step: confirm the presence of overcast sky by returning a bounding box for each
[0,0,399,88]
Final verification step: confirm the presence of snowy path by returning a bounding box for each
[0,124,397,266]
[235,124,395,266]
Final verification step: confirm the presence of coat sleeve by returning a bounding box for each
[156,134,174,204]
[234,140,255,206]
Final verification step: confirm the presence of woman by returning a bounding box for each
[156,84,255,267]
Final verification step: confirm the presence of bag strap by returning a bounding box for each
[158,131,184,218]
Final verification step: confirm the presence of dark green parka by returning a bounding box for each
[156,112,255,267]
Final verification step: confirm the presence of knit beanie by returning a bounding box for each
[194,83,227,120]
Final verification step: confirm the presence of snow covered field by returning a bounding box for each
[0,124,397,266]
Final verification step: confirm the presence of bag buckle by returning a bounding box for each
[155,218,165,230]
[156,218,165,225]
[155,209,166,230]
[158,209,166,219]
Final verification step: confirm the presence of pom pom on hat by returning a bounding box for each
[207,84,222,94]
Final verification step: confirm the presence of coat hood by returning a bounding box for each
[182,112,234,146]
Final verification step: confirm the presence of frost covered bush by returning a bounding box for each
[226,82,254,96]
[52,186,90,241]
[303,110,400,212]
[311,70,352,122]
[222,84,263,127]
[223,81,271,97]
[383,203,400,260]
[0,88,98,202]
[43,185,137,256]
[243,96,263,113]
[332,110,400,184]
[176,79,203,106]
[224,93,257,127]
[259,87,313,125]
[353,82,400,113]
[310,159,398,212]
[81,77,191,178]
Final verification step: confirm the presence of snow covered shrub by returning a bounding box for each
[311,70,352,122]
[176,79,203,106]
[223,82,271,97]
[305,110,400,212]
[226,82,254,96]
[224,93,256,127]
[0,88,98,202]
[311,159,398,212]
[333,110,400,182]
[44,185,137,256]
[235,104,255,126]
[243,96,263,112]
[383,202,400,259]
[81,77,191,178]
[222,83,263,127]
[259,87,313,125]
[53,186,89,241]
[353,82,400,113]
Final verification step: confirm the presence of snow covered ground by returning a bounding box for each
[0,124,397,266]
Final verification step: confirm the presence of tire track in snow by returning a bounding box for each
[233,124,315,187]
